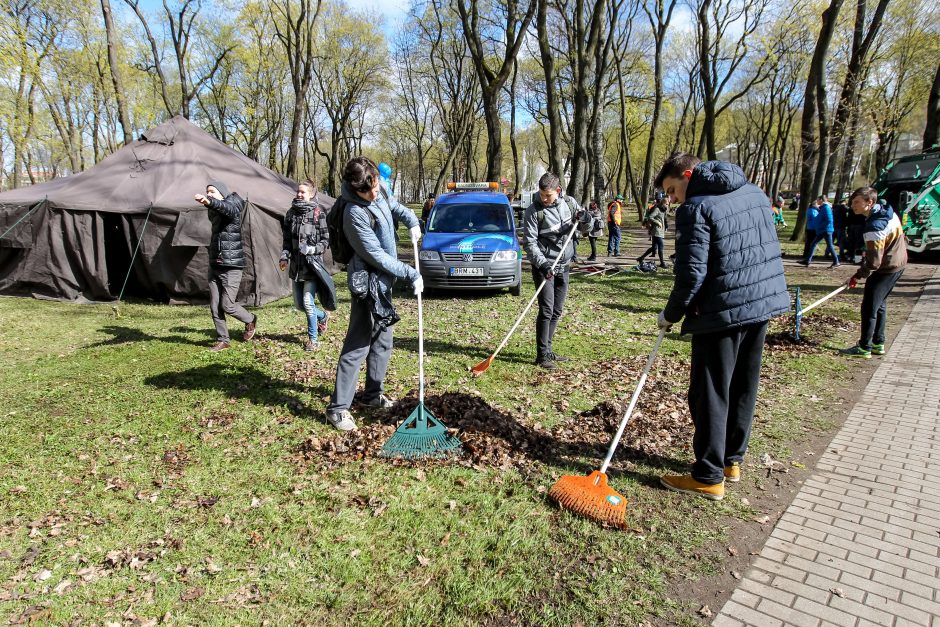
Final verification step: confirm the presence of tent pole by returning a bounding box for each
[113,203,154,317]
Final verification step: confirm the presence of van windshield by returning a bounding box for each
[428,203,512,233]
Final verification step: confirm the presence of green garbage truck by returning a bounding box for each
[873,147,940,253]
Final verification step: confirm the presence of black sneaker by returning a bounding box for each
[549,352,570,362]
[586,255,596,261]
[536,357,557,370]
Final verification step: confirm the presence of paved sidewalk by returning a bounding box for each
[715,267,940,627]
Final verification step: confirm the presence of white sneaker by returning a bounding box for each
[326,409,357,431]
[360,394,396,409]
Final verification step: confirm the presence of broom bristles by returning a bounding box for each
[548,471,628,529]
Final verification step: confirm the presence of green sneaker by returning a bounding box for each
[871,343,885,355]
[840,345,871,359]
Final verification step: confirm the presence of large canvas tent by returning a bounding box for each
[0,116,326,305]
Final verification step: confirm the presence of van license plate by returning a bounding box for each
[449,267,484,276]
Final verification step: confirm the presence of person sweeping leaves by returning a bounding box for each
[654,153,789,501]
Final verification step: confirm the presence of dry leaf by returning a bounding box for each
[34,569,52,582]
[697,605,713,618]
[731,571,742,580]
[53,579,72,594]
[181,587,204,601]
[829,587,845,598]
[754,515,770,524]
[416,554,430,567]
[727,546,738,556]
[349,549,361,559]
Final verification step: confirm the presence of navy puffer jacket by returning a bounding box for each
[206,193,246,269]
[663,161,789,335]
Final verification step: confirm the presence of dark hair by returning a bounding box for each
[653,152,702,189]
[343,156,379,193]
[849,186,878,204]
[538,172,561,191]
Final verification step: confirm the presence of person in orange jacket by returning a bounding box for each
[606,194,624,256]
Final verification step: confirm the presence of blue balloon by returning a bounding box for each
[378,162,392,179]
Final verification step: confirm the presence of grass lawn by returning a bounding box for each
[0,222,872,625]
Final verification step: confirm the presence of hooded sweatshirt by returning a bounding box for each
[853,202,907,280]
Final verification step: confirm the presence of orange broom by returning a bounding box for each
[548,328,667,528]
[470,219,581,376]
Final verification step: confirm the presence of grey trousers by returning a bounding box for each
[327,296,394,412]
[208,266,254,342]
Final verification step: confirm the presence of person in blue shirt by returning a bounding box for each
[799,196,840,267]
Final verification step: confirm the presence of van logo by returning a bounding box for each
[463,253,473,262]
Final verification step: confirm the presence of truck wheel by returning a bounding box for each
[510,282,521,296]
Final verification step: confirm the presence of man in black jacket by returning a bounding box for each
[195,181,257,352]
[655,154,789,501]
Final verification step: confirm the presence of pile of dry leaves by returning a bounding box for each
[295,355,695,472]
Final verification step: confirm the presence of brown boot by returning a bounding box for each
[243,316,257,341]
[209,341,230,352]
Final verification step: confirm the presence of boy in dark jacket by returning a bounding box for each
[637,193,669,267]
[279,180,336,351]
[195,181,257,351]
[840,188,908,358]
[655,153,789,501]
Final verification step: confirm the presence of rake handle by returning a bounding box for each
[599,328,667,475]
[412,238,425,411]
[482,218,581,367]
[798,284,847,317]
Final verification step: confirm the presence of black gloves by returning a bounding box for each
[539,262,555,280]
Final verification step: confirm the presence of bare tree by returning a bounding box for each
[456,0,536,181]
[100,0,132,144]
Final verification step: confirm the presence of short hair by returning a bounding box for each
[298,180,316,193]
[653,152,702,189]
[538,172,561,191]
[343,156,379,193]
[849,186,878,204]
[816,195,828,203]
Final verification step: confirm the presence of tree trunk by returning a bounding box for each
[640,0,677,208]
[509,59,520,195]
[100,0,132,145]
[792,0,845,241]
[536,0,563,176]
[925,61,940,149]
[698,0,717,160]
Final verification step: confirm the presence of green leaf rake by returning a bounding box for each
[380,238,462,459]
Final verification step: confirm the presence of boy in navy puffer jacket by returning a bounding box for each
[654,153,789,501]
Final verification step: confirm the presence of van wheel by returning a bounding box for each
[510,282,521,296]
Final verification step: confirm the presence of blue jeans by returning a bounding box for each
[807,231,839,265]
[607,223,621,255]
[292,280,326,340]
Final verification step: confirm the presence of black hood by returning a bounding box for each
[686,161,748,197]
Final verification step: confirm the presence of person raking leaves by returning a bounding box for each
[655,153,789,501]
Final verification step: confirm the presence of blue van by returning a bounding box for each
[418,184,522,296]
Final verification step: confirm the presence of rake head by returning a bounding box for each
[469,356,494,377]
[380,403,462,460]
[548,470,628,529]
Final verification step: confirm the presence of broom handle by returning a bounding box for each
[485,218,581,363]
[599,328,667,474]
[412,237,425,406]
[799,285,847,317]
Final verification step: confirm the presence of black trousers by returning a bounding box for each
[531,266,569,360]
[859,269,904,350]
[638,237,665,264]
[801,229,817,260]
[689,321,768,484]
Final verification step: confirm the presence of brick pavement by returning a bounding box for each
[714,266,940,627]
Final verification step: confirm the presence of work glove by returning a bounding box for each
[409,225,421,245]
[299,243,313,255]
[412,275,424,296]
[846,276,858,289]
[539,261,555,280]
[575,208,586,221]
[657,310,673,331]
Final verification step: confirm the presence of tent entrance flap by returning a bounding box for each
[103,213,147,299]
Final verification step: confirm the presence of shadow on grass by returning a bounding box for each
[144,363,330,418]
[88,325,209,348]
